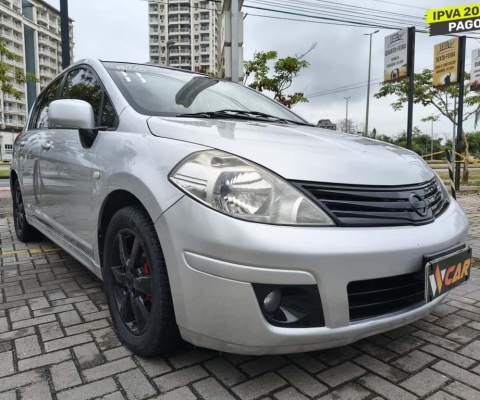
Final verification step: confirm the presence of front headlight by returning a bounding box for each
[434,173,450,202]
[169,150,335,226]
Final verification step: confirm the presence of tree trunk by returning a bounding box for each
[462,129,469,182]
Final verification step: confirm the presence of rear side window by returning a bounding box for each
[60,68,117,128]
[30,78,62,129]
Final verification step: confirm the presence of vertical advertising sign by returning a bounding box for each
[433,37,459,87]
[470,48,480,91]
[384,28,408,82]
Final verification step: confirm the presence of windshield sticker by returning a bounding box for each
[121,71,131,83]
[115,64,147,73]
[136,72,147,84]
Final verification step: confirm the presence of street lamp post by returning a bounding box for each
[364,30,379,138]
[166,39,176,67]
[344,96,351,133]
[431,119,434,160]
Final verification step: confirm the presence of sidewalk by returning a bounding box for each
[0,195,478,400]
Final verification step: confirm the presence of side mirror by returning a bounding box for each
[49,99,95,130]
[49,99,98,148]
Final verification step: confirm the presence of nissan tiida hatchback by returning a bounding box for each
[11,59,471,356]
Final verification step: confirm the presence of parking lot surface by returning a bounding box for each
[0,195,479,400]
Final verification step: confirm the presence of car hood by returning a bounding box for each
[147,117,434,185]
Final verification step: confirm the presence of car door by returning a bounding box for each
[19,78,63,218]
[38,66,116,258]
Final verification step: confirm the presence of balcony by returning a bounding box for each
[6,45,23,56]
[170,49,190,55]
[200,27,209,31]
[4,106,26,115]
[149,6,158,13]
[5,118,24,128]
[4,93,24,102]
[200,37,209,42]
[2,57,23,68]
[11,83,25,91]
[37,13,48,26]
[39,69,54,79]
[200,58,210,64]
[149,18,158,24]
[169,7,189,13]
[200,47,209,53]
[178,39,191,44]
[0,30,12,40]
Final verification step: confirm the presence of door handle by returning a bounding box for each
[41,142,51,150]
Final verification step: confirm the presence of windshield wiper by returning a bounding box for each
[177,109,313,126]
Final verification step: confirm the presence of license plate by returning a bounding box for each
[425,247,472,302]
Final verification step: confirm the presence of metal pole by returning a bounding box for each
[455,36,466,191]
[364,34,373,137]
[231,0,239,82]
[406,27,415,150]
[60,0,70,69]
[344,96,350,133]
[431,119,434,160]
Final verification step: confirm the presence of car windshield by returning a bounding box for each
[103,62,307,123]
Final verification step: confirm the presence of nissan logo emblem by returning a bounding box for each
[409,193,428,216]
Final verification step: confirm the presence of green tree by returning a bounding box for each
[243,43,317,108]
[374,69,480,181]
[466,131,480,158]
[0,41,37,100]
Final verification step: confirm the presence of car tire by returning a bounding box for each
[103,205,180,357]
[13,179,40,242]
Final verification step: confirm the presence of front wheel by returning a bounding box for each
[13,179,40,242]
[103,205,180,357]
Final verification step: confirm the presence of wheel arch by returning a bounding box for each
[10,169,18,192]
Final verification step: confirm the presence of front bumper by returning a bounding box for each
[156,196,469,355]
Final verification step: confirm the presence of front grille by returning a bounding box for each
[292,178,448,227]
[347,271,425,321]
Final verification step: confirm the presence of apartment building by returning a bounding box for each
[0,0,74,161]
[148,0,222,74]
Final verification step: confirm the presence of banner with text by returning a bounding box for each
[384,29,408,82]
[433,37,459,88]
[426,4,480,35]
[471,48,480,91]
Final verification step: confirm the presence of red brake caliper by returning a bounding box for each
[143,261,153,303]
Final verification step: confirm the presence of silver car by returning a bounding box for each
[11,59,471,357]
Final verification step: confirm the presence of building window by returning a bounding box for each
[194,3,199,9]
[194,35,199,40]
[161,47,166,52]
[195,46,199,51]
[194,56,199,61]
[160,5,164,10]
[194,24,199,30]
[160,36,165,41]
[4,144,13,154]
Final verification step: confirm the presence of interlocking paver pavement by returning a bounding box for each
[0,194,478,400]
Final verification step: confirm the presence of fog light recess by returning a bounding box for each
[252,284,325,328]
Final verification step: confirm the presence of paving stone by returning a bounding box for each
[91,327,121,350]
[317,361,366,388]
[83,357,136,382]
[46,289,66,301]
[457,310,480,322]
[136,356,171,378]
[0,300,26,311]
[8,305,30,322]
[18,349,71,371]
[354,354,407,383]
[0,342,12,353]
[64,319,109,336]
[39,321,64,342]
[385,335,425,354]
[383,325,417,339]
[232,372,286,400]
[51,295,89,306]
[14,335,41,359]
[317,346,362,366]
[426,391,460,400]
[12,314,55,329]
[193,377,235,400]
[0,390,19,400]
[0,326,35,341]
[0,369,43,392]
[154,365,209,393]
[73,342,104,368]
[352,340,397,362]
[0,351,13,377]
[50,360,82,391]
[286,353,326,373]
[240,355,289,377]
[0,318,7,334]
[58,310,82,327]
[359,373,417,400]
[432,304,459,318]
[103,346,133,362]
[27,297,50,311]
[83,310,110,322]
[392,350,436,373]
[422,344,475,368]
[21,381,52,400]
[44,332,92,352]
[273,387,308,400]
[33,304,74,317]
[400,368,449,397]
[117,368,156,400]
[467,321,480,330]
[317,383,371,400]
[446,326,480,343]
[412,330,460,351]
[56,377,118,400]
[443,381,480,400]
[155,387,196,400]
[204,357,246,387]
[432,360,480,387]
[169,349,215,369]
[411,320,449,336]
[436,314,470,330]
[278,364,327,398]
[98,392,125,400]
[458,340,480,360]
